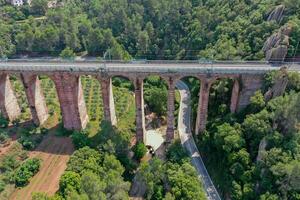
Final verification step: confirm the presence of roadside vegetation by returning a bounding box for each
[0,0,300,199]
[193,71,300,200]
[0,0,300,60]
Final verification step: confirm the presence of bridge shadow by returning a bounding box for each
[3,122,74,156]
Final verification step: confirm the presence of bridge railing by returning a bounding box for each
[2,58,300,65]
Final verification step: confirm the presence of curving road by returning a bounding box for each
[176,80,221,200]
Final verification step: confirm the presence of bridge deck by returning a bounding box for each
[0,60,299,74]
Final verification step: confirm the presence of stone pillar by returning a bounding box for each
[134,77,145,143]
[230,79,240,113]
[195,78,214,135]
[51,73,88,130]
[166,77,176,142]
[99,77,117,126]
[237,75,263,111]
[21,74,49,125]
[0,74,21,121]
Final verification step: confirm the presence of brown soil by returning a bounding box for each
[9,135,74,200]
[0,134,18,159]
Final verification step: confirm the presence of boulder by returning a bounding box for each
[263,25,292,61]
[267,5,285,23]
[264,67,289,101]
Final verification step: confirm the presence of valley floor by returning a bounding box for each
[9,135,74,200]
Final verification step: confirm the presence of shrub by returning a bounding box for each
[166,140,189,163]
[0,114,8,128]
[0,131,9,145]
[60,47,75,60]
[0,180,5,192]
[59,171,81,197]
[132,142,147,160]
[18,135,42,150]
[14,158,41,187]
[71,131,90,149]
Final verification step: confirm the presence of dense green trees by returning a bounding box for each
[198,71,300,199]
[59,147,130,199]
[14,158,41,187]
[0,0,299,59]
[137,140,206,200]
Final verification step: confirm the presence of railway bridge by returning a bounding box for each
[0,60,299,142]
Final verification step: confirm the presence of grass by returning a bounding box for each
[10,75,136,136]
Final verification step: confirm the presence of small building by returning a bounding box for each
[10,0,24,6]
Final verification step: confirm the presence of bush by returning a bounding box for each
[14,158,41,187]
[0,131,9,145]
[132,142,147,160]
[0,180,5,192]
[0,114,8,128]
[59,171,81,197]
[166,140,189,163]
[60,47,75,60]
[71,131,90,149]
[18,135,42,150]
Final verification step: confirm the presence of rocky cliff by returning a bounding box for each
[263,5,292,62]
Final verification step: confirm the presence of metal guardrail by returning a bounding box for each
[0,59,299,74]
[2,58,300,65]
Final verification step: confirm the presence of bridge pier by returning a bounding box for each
[51,73,88,130]
[166,77,176,142]
[0,74,21,121]
[134,77,146,143]
[99,76,117,126]
[21,74,49,125]
[195,78,215,135]
[237,75,263,111]
[230,79,240,113]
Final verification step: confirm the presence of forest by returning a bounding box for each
[0,0,300,60]
[0,0,300,200]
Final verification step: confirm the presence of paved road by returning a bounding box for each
[176,80,221,200]
[0,60,299,74]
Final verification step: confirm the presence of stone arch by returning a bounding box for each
[174,76,201,133]
[38,74,63,128]
[49,73,88,130]
[80,75,103,132]
[206,75,239,117]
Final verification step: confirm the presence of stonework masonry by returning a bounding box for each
[230,79,240,113]
[0,74,21,121]
[195,78,215,135]
[21,73,49,125]
[51,73,88,130]
[0,70,265,142]
[134,77,146,143]
[237,75,264,111]
[99,76,117,125]
[166,77,176,142]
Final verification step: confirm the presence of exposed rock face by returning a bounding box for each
[237,75,264,111]
[256,137,267,162]
[263,25,292,61]
[264,67,289,101]
[267,5,285,23]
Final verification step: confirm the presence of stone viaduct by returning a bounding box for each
[0,60,297,143]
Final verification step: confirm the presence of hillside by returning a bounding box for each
[0,0,299,60]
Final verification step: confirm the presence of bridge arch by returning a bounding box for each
[174,76,201,133]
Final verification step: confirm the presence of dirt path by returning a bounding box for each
[9,135,74,200]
